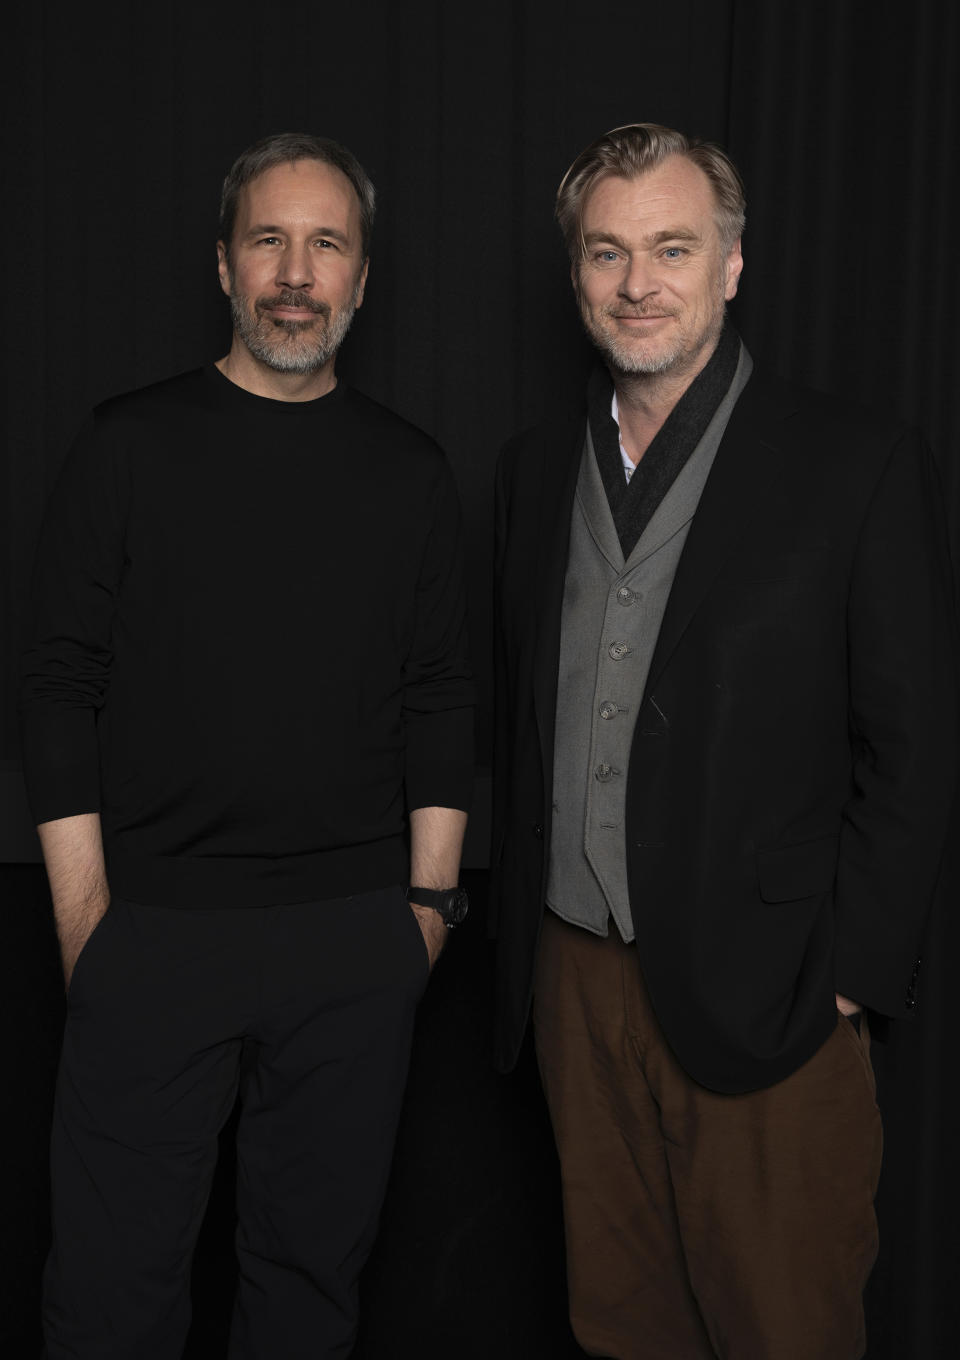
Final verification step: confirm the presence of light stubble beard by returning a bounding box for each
[578,274,727,383]
[229,281,362,375]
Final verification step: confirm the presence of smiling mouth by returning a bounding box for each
[257,291,328,322]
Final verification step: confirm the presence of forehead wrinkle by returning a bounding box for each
[584,164,718,228]
[239,163,360,233]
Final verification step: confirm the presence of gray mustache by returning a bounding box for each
[258,291,329,317]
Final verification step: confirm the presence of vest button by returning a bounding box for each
[595,763,614,782]
[608,641,630,660]
[599,700,618,720]
[616,586,636,605]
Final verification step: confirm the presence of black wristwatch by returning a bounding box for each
[406,885,469,929]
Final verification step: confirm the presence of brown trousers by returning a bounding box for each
[534,911,882,1360]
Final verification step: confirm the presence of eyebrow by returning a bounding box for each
[646,227,701,246]
[243,223,351,244]
[582,226,702,251]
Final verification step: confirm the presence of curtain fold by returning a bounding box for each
[2,3,955,1354]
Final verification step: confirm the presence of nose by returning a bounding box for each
[276,242,314,291]
[619,254,659,302]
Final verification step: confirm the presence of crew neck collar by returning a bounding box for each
[205,363,346,412]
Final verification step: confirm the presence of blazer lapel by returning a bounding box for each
[578,424,626,572]
[644,375,800,697]
[532,415,586,770]
[624,423,719,570]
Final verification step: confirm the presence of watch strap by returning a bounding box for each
[406,885,469,928]
[406,886,456,911]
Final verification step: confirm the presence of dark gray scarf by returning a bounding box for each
[588,322,741,560]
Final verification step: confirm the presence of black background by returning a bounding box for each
[2,1,958,1355]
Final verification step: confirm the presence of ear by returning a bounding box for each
[724,238,744,301]
[216,240,232,298]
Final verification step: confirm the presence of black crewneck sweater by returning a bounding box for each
[21,367,474,907]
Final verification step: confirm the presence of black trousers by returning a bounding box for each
[43,885,429,1359]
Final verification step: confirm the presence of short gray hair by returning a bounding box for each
[556,123,745,261]
[219,132,376,258]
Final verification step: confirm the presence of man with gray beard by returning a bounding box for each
[22,132,474,1359]
[492,123,956,1358]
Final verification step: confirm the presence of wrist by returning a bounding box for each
[406,885,469,928]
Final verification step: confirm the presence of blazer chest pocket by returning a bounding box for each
[756,833,840,903]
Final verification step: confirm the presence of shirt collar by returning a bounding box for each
[610,392,635,483]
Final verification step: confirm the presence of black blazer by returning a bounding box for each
[491,369,957,1093]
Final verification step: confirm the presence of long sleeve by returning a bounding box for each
[401,458,475,814]
[20,418,128,825]
[834,430,959,1015]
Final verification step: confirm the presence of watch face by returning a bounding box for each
[446,888,469,926]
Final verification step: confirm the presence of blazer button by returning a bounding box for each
[532,822,544,839]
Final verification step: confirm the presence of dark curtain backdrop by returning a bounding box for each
[2,1,957,1355]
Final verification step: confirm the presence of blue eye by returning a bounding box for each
[663,247,685,259]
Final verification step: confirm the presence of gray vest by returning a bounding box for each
[546,346,753,941]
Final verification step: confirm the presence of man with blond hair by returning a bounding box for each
[23,131,473,1358]
[492,123,955,1358]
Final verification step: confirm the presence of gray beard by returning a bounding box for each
[578,266,728,381]
[229,289,359,375]
[583,306,724,380]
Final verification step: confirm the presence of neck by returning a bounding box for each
[216,338,338,402]
[611,332,721,465]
